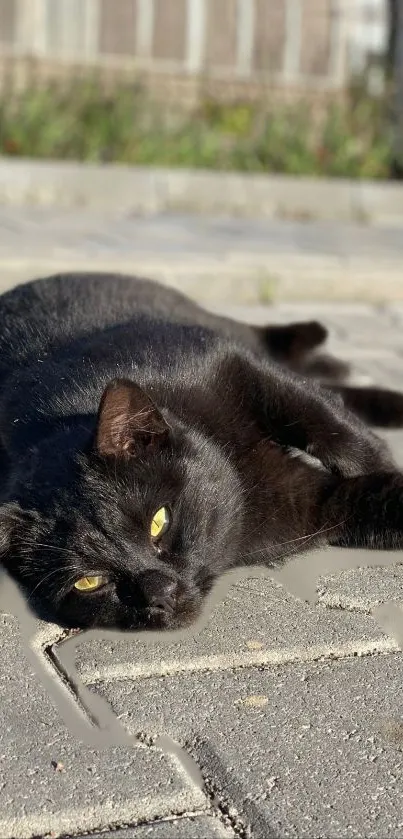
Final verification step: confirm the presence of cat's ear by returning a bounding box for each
[94,378,169,459]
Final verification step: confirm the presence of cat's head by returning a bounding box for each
[0,379,243,631]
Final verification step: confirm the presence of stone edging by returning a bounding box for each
[1,157,403,224]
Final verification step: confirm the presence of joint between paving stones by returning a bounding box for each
[45,642,102,730]
[187,741,249,839]
[190,736,276,839]
[45,810,212,839]
[44,638,225,835]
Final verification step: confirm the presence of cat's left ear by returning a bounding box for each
[94,378,170,459]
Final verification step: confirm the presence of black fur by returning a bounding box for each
[1,272,403,631]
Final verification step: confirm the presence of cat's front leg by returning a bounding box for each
[240,452,403,566]
[320,470,403,550]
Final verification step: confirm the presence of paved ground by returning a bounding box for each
[0,206,403,302]
[1,210,403,837]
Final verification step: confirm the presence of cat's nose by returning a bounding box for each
[140,572,178,612]
[151,581,178,612]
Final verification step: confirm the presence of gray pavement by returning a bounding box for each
[1,228,403,836]
[0,205,402,302]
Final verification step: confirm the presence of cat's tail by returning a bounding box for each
[325,384,403,429]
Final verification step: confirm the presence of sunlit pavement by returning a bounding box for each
[0,207,403,301]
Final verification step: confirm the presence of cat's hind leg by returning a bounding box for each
[256,322,403,429]
[260,321,328,363]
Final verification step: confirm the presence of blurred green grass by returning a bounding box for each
[0,78,395,179]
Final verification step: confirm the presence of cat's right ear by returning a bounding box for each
[94,378,170,459]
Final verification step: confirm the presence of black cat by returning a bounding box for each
[1,272,403,631]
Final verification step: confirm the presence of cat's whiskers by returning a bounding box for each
[19,540,78,560]
[27,562,81,601]
[242,517,349,563]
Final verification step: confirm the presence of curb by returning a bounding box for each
[0,253,402,304]
[1,157,403,224]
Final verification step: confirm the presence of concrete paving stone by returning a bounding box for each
[88,814,235,838]
[317,565,403,611]
[321,314,403,349]
[330,347,403,363]
[65,576,397,688]
[0,208,403,303]
[0,614,206,839]
[3,210,403,259]
[210,302,378,323]
[207,303,301,326]
[0,207,403,263]
[378,431,403,469]
[346,355,403,390]
[387,304,403,327]
[0,251,401,305]
[91,654,403,839]
[326,319,403,349]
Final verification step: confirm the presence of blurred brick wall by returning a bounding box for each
[94,0,337,81]
[0,0,379,103]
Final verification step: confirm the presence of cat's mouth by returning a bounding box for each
[143,608,197,631]
[53,594,201,633]
[122,575,205,632]
[140,593,201,631]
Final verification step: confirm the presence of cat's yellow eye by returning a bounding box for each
[74,575,107,592]
[150,506,170,540]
